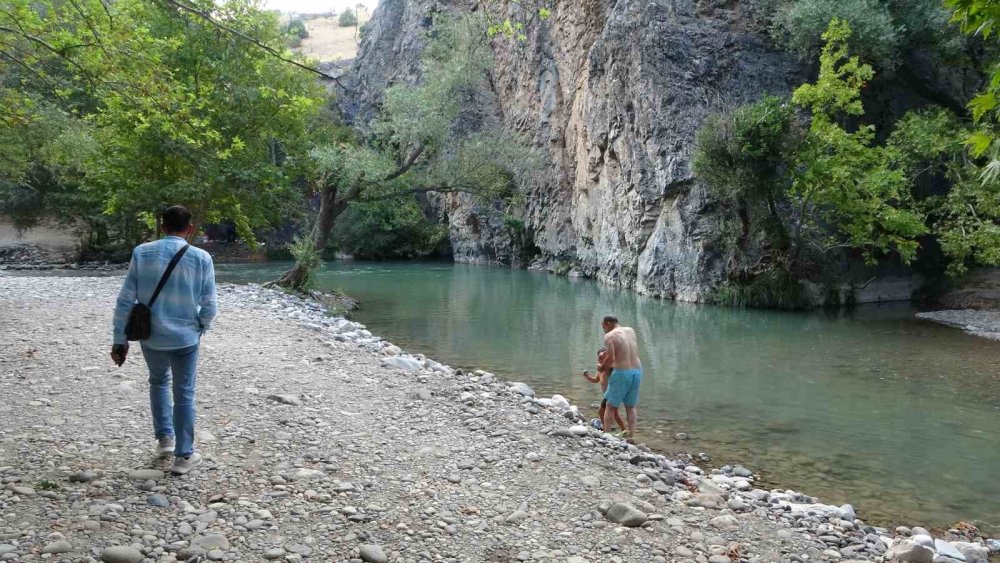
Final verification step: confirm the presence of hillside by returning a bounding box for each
[295,10,371,61]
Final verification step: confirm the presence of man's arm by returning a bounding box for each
[197,254,218,333]
[111,249,139,345]
[580,370,600,383]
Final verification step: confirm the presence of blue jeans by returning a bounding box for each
[141,344,199,457]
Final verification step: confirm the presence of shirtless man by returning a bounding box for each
[597,315,642,440]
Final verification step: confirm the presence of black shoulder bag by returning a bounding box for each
[125,244,190,341]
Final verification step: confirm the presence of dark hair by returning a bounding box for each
[162,205,192,234]
[602,315,618,325]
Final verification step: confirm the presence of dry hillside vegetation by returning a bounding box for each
[297,10,370,61]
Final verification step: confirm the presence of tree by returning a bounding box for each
[0,0,326,247]
[271,14,537,289]
[695,19,973,307]
[939,0,1000,274]
[338,9,357,27]
[789,19,927,266]
[769,0,964,70]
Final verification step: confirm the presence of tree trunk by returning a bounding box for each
[737,196,751,251]
[268,183,349,290]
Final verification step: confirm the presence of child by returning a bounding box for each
[580,348,626,433]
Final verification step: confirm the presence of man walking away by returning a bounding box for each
[597,315,642,441]
[111,205,217,474]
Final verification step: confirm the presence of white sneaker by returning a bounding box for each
[170,452,202,475]
[158,436,175,457]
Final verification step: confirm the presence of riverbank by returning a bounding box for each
[0,275,997,563]
[916,310,1000,341]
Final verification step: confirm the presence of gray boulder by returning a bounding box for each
[886,539,934,563]
[605,502,647,527]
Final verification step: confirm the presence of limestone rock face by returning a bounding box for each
[347,1,796,300]
[349,0,806,300]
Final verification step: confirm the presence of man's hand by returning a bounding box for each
[111,344,129,367]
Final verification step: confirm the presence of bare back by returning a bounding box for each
[604,326,641,370]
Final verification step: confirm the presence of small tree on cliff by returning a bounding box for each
[271,15,536,289]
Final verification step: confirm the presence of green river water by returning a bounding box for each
[216,261,1000,534]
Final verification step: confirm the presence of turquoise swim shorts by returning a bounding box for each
[604,368,642,408]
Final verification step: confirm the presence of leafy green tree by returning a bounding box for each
[790,18,926,265]
[0,0,326,246]
[272,14,537,289]
[937,0,1000,274]
[696,19,981,306]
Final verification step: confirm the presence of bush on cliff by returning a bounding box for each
[768,0,965,70]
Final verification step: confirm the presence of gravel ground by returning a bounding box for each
[916,310,1000,341]
[1,275,996,563]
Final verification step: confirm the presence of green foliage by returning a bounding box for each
[0,0,325,248]
[332,199,447,260]
[286,18,309,39]
[476,0,552,41]
[713,269,812,310]
[770,0,964,69]
[289,235,322,290]
[311,13,537,207]
[285,18,308,47]
[696,19,991,305]
[338,10,358,27]
[790,19,926,265]
[936,0,1000,274]
[694,95,800,252]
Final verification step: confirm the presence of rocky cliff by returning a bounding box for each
[346,0,952,302]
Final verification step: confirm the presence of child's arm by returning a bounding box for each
[580,370,600,384]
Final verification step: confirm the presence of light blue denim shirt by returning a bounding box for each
[113,236,218,350]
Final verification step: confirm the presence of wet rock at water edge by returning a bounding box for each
[508,382,535,397]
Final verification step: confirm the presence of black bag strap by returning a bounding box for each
[147,244,190,308]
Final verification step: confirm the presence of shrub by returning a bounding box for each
[285,18,308,39]
[332,199,448,260]
[338,10,358,27]
[284,18,308,48]
[713,269,813,310]
[288,235,322,290]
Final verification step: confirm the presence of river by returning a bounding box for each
[217,261,1000,533]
